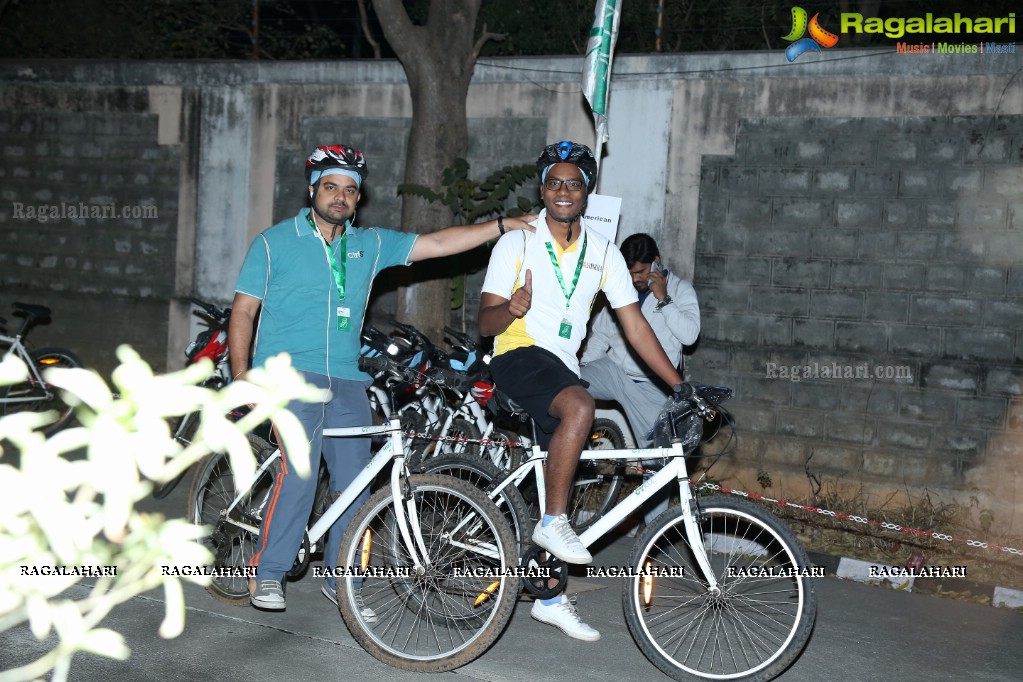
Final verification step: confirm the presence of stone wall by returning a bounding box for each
[689,114,1023,521]
[0,103,182,371]
[1,53,1021,522]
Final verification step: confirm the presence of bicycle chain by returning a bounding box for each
[402,430,525,449]
[697,482,1023,558]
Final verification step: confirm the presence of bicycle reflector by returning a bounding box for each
[38,357,62,365]
[474,581,500,607]
[642,561,654,606]
[360,529,372,572]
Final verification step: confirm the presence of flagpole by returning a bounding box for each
[582,0,621,189]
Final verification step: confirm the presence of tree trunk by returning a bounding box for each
[372,0,483,344]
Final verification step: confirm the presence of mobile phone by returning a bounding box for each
[651,261,666,275]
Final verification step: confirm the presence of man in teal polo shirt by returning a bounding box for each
[228,144,533,611]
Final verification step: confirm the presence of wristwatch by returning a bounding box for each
[655,294,672,310]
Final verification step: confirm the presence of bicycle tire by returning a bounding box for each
[186,434,278,605]
[440,416,483,458]
[335,474,518,672]
[488,427,525,471]
[623,496,817,681]
[418,454,531,553]
[568,417,626,531]
[1,347,81,434]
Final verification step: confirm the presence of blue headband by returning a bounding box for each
[310,168,362,187]
[541,165,590,188]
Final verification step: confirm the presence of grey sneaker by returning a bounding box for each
[249,579,285,610]
[322,581,377,623]
[353,593,378,624]
[532,514,592,564]
[321,581,339,607]
[531,596,600,641]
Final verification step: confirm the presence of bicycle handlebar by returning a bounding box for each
[358,355,428,386]
[189,297,231,324]
[442,326,477,352]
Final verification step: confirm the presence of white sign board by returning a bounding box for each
[582,194,622,244]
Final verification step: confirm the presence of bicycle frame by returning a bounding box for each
[435,391,527,465]
[0,333,53,406]
[486,441,721,590]
[216,418,444,571]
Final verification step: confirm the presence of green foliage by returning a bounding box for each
[0,0,346,59]
[398,159,539,223]
[398,159,540,312]
[2,0,1020,59]
[0,347,324,681]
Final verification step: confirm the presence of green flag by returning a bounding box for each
[582,0,621,152]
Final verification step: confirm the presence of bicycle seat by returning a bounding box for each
[12,302,52,320]
[487,388,530,423]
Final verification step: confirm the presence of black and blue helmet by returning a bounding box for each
[536,141,597,191]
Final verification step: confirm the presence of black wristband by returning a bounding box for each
[497,216,505,235]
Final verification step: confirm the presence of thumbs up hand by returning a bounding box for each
[508,269,532,318]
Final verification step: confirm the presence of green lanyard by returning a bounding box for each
[307,212,347,302]
[307,212,350,331]
[544,233,587,339]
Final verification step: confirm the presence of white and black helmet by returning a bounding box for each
[305,144,368,184]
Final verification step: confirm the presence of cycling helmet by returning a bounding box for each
[536,141,597,191]
[305,144,368,185]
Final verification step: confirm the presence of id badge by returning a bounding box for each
[337,306,351,332]
[558,318,572,339]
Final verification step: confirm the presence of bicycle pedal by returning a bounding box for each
[519,544,569,600]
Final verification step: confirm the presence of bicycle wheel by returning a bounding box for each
[186,434,278,605]
[441,416,482,458]
[418,454,531,552]
[485,427,525,471]
[568,417,626,531]
[623,496,817,681]
[1,347,81,433]
[335,475,517,672]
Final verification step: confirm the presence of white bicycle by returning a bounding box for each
[187,355,519,672]
[419,383,817,681]
[0,302,82,433]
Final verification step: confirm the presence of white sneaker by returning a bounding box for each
[322,581,377,623]
[532,514,592,564]
[531,596,600,641]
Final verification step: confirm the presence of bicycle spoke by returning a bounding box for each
[338,477,516,670]
[625,498,816,680]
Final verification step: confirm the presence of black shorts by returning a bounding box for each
[489,346,586,448]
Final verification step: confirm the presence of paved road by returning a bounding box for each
[2,484,1021,681]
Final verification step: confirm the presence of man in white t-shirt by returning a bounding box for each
[479,141,685,641]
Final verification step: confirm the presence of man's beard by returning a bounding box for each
[313,202,351,226]
[547,211,583,224]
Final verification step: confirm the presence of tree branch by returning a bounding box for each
[471,22,505,63]
[356,0,382,59]
[371,0,418,62]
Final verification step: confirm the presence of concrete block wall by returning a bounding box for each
[689,115,1023,496]
[0,107,181,373]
